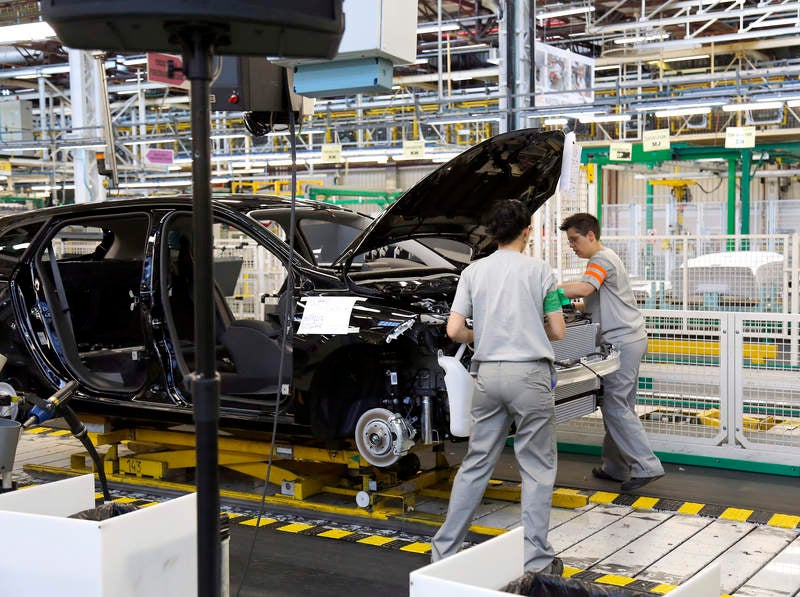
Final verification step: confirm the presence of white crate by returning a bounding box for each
[0,475,197,597]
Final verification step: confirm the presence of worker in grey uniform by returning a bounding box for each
[431,199,566,577]
[558,212,664,492]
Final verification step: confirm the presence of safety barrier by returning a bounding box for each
[557,310,800,472]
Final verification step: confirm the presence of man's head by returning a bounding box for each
[559,212,601,259]
[488,199,531,246]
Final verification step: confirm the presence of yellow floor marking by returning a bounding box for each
[240,517,277,527]
[399,542,432,554]
[589,491,619,504]
[225,512,245,519]
[720,507,754,522]
[48,429,72,437]
[562,566,581,578]
[650,583,678,593]
[137,502,158,508]
[596,574,634,586]
[317,529,353,539]
[24,427,49,434]
[94,492,105,500]
[553,488,589,508]
[677,502,704,515]
[767,513,800,529]
[632,496,659,510]
[112,496,138,504]
[277,522,314,533]
[468,524,506,536]
[357,535,395,547]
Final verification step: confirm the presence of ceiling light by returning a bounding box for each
[579,114,631,123]
[654,107,711,117]
[614,33,670,45]
[536,5,595,20]
[416,22,460,34]
[543,117,568,126]
[722,101,783,112]
[647,54,710,64]
[788,99,800,108]
[0,21,56,44]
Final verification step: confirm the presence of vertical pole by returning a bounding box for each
[727,158,736,249]
[595,163,603,222]
[181,28,221,597]
[497,0,509,133]
[740,149,752,251]
[646,180,653,281]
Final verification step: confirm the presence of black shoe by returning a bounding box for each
[621,474,664,492]
[592,467,624,482]
[542,556,564,576]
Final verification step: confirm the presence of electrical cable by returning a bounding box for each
[235,69,298,597]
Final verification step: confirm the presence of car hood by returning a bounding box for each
[334,128,565,268]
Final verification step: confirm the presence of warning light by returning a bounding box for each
[228,93,240,104]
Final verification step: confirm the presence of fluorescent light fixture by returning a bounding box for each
[722,101,783,112]
[594,64,620,71]
[579,114,631,123]
[0,21,56,44]
[788,99,800,108]
[636,100,724,112]
[543,117,569,126]
[654,107,711,117]
[345,155,389,164]
[647,54,710,64]
[14,73,49,80]
[613,33,669,45]
[63,143,108,151]
[119,180,192,188]
[416,22,460,34]
[536,5,595,20]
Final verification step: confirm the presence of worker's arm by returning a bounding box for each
[544,311,566,341]
[558,280,595,299]
[446,311,474,345]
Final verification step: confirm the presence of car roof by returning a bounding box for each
[0,194,352,226]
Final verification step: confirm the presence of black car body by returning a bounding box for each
[0,129,618,466]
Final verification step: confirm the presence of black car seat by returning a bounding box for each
[167,231,287,396]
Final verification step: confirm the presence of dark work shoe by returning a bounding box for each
[592,467,624,482]
[621,474,664,492]
[542,556,564,576]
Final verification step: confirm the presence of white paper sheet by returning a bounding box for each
[297,296,361,335]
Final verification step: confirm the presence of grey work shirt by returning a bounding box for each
[581,247,646,345]
[450,249,559,362]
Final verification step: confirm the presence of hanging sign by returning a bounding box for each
[725,126,756,149]
[320,144,342,163]
[147,53,189,90]
[643,129,670,152]
[402,139,425,160]
[143,148,174,171]
[609,142,632,161]
[558,131,581,197]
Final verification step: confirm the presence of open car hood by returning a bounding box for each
[334,128,565,268]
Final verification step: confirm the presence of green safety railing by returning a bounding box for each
[307,187,403,208]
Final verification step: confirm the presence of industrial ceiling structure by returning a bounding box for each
[1,0,800,199]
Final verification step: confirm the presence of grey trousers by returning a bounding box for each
[599,336,664,479]
[431,360,557,572]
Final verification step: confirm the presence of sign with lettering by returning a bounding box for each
[609,142,633,161]
[320,144,342,163]
[402,139,425,159]
[147,53,189,90]
[725,126,756,149]
[643,129,670,152]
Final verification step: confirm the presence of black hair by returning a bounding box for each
[488,199,530,245]
[559,212,601,240]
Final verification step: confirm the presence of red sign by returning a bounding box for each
[147,53,189,89]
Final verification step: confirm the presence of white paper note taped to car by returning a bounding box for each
[298,296,361,334]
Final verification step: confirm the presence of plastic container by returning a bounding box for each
[437,344,475,437]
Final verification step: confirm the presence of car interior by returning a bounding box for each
[160,213,291,407]
[34,214,150,393]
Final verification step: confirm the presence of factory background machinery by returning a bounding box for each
[0,2,798,596]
